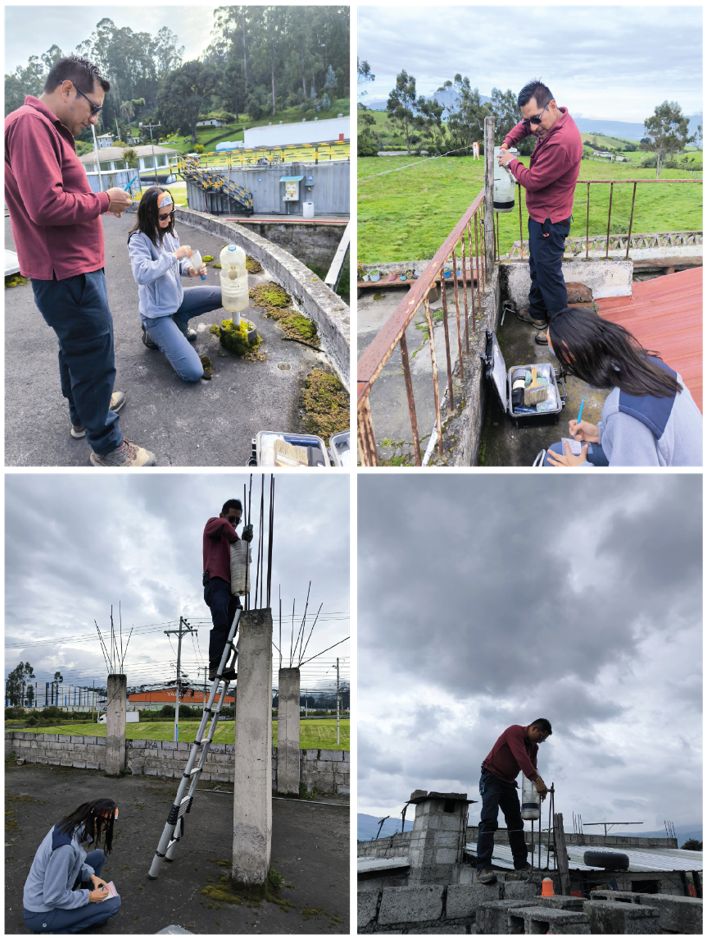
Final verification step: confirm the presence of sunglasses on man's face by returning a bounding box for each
[74,86,103,116]
[523,104,549,127]
[158,210,174,221]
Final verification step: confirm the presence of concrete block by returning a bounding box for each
[447,883,501,918]
[633,895,703,934]
[358,890,380,929]
[504,881,540,900]
[132,739,147,749]
[476,899,539,934]
[161,741,177,750]
[408,925,467,933]
[377,886,445,925]
[434,848,459,865]
[537,897,584,911]
[584,899,660,934]
[510,906,590,934]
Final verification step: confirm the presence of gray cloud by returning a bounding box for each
[358,6,702,120]
[358,475,702,831]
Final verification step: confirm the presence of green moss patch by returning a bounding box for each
[5,274,29,288]
[246,256,263,274]
[200,868,291,908]
[301,368,349,437]
[209,318,263,360]
[250,282,290,309]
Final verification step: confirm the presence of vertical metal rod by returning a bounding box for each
[585,184,590,259]
[424,298,443,456]
[518,184,524,258]
[266,475,274,608]
[243,483,249,611]
[625,182,638,260]
[605,182,614,258]
[440,273,455,409]
[468,221,477,333]
[399,330,422,465]
[451,247,464,379]
[461,229,469,351]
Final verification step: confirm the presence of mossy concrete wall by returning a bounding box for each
[175,207,349,387]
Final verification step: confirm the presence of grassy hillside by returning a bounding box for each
[359,155,702,263]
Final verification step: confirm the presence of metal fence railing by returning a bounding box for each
[357,190,488,466]
[502,178,702,261]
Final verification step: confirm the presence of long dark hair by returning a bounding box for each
[549,306,681,398]
[128,186,175,246]
[56,799,117,853]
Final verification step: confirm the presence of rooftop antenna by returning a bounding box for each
[94,603,133,674]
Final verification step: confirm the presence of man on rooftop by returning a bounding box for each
[476,718,552,885]
[498,81,582,346]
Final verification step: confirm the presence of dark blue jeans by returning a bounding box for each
[477,768,527,869]
[31,270,123,455]
[204,576,241,668]
[142,285,222,383]
[528,217,571,322]
[23,849,121,933]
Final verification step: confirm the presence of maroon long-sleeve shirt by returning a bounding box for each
[5,96,110,280]
[203,517,239,585]
[482,724,539,783]
[502,108,582,223]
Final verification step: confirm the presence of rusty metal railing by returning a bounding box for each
[503,179,702,261]
[357,190,488,466]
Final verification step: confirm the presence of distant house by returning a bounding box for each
[128,688,235,711]
[80,143,179,175]
[244,116,349,149]
[96,132,114,149]
[197,118,228,128]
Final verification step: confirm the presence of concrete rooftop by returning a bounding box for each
[6,762,349,934]
[5,213,328,467]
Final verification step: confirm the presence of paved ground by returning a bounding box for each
[6,763,349,934]
[5,213,326,466]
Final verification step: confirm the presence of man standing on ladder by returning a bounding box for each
[498,81,582,347]
[476,719,552,885]
[202,499,253,681]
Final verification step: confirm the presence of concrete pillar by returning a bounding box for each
[407,790,471,885]
[232,608,273,886]
[105,674,126,776]
[277,667,300,795]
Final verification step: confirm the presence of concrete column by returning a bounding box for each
[277,667,300,795]
[232,608,273,886]
[105,673,126,776]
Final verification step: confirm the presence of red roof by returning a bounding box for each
[129,689,235,705]
[598,267,702,411]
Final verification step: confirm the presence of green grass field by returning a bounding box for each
[359,155,702,263]
[9,718,350,751]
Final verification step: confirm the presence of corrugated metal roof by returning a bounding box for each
[597,267,702,411]
[465,842,702,873]
[358,856,410,874]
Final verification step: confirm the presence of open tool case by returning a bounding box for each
[483,330,567,428]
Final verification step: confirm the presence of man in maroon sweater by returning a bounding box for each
[202,500,253,681]
[4,56,155,466]
[498,81,582,346]
[476,719,551,884]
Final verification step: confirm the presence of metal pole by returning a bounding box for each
[335,657,340,746]
[90,124,104,192]
[483,116,496,274]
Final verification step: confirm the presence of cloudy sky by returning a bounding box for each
[358,474,702,834]
[358,4,703,121]
[5,473,349,698]
[4,4,218,74]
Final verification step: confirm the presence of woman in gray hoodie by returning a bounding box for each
[23,798,121,933]
[128,186,223,382]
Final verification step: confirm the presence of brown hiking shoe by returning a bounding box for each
[477,867,497,885]
[71,391,127,439]
[89,440,157,467]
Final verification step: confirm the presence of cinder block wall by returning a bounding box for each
[6,732,349,796]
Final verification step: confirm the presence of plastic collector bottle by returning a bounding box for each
[521,775,541,820]
[219,243,249,322]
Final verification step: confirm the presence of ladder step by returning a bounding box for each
[185,766,202,777]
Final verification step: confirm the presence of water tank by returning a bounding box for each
[302,201,315,219]
[493,146,518,212]
[521,776,541,820]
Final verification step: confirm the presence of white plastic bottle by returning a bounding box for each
[187,249,207,281]
[493,146,518,212]
[521,775,541,820]
[219,243,249,323]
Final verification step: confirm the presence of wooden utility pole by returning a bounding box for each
[553,812,571,895]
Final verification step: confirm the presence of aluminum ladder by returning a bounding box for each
[147,607,242,879]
